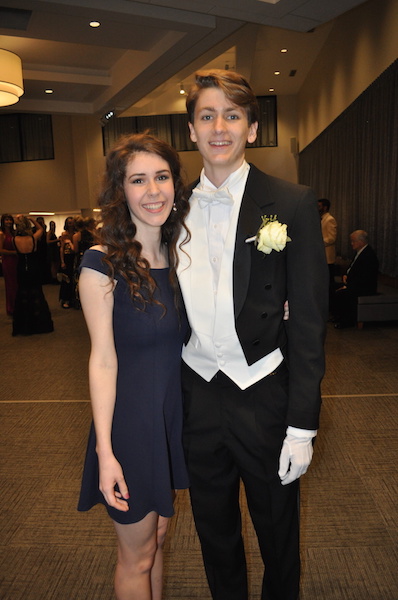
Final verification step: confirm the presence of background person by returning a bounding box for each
[177,69,328,600]
[332,229,379,328]
[35,216,52,284]
[12,215,54,336]
[318,198,337,300]
[59,216,76,308]
[46,220,60,283]
[0,214,18,316]
[77,132,190,600]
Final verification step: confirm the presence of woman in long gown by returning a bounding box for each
[12,215,54,336]
[59,216,76,308]
[46,220,60,283]
[77,133,190,600]
[0,214,18,316]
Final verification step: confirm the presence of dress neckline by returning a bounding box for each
[88,248,168,271]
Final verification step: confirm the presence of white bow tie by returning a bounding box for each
[191,186,234,208]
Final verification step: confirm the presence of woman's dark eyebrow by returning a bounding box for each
[128,169,170,177]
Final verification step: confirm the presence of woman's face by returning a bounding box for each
[3,217,14,229]
[123,152,175,239]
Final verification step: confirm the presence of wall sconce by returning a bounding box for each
[0,49,24,107]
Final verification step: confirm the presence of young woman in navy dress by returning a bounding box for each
[77,133,190,599]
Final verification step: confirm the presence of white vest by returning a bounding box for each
[177,164,282,390]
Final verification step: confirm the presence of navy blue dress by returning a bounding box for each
[77,249,189,524]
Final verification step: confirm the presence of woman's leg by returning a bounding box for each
[113,511,169,600]
[150,515,169,600]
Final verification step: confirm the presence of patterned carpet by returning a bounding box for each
[0,281,397,599]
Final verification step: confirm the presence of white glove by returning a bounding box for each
[278,426,316,486]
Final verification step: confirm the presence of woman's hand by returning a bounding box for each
[98,454,130,512]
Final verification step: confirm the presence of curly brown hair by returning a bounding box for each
[97,132,190,311]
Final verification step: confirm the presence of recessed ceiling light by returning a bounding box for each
[274,71,281,75]
[90,21,100,28]
[45,89,53,94]
[280,48,288,53]
[269,88,275,92]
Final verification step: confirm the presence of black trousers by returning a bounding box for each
[182,362,300,600]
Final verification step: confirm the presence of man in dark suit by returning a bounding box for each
[332,229,379,328]
[177,70,328,600]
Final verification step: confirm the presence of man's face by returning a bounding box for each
[188,87,258,184]
[350,235,363,252]
[318,201,325,215]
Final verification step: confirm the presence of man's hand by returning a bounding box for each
[278,427,316,486]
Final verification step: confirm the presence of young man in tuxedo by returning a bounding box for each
[177,70,328,600]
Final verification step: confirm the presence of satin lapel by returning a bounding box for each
[233,165,275,317]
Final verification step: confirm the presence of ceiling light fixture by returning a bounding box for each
[0,49,24,107]
[274,71,281,75]
[29,212,55,216]
[89,21,100,28]
[280,48,288,53]
[100,109,115,126]
[45,89,53,94]
[179,83,186,95]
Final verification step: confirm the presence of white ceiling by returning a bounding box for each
[0,0,368,119]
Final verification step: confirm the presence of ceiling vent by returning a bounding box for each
[289,69,297,77]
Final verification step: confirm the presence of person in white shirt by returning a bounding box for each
[177,69,328,600]
[318,198,337,298]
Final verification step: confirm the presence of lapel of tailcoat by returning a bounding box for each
[233,164,276,318]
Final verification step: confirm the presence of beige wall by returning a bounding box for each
[0,115,75,215]
[0,94,300,217]
[0,115,105,216]
[298,0,398,149]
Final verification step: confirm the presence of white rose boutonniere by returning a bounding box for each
[246,215,291,255]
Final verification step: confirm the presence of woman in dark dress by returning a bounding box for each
[77,133,190,600]
[12,215,54,336]
[59,216,76,308]
[46,220,60,283]
[0,214,18,316]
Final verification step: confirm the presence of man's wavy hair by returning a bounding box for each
[186,69,259,126]
[97,131,190,311]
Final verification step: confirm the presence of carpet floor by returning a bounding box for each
[0,281,397,599]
